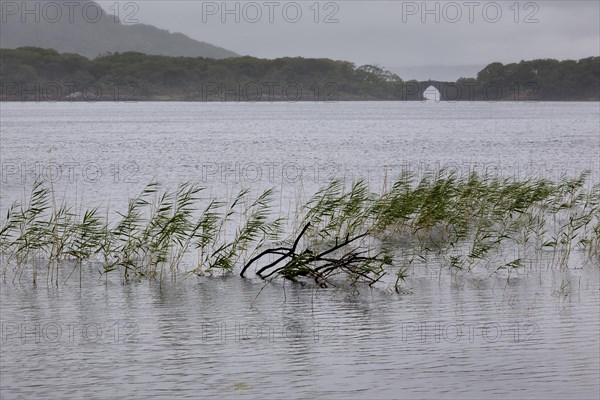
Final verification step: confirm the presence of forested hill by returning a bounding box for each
[475,59,600,101]
[1,47,598,101]
[0,1,237,59]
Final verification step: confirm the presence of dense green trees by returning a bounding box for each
[476,58,600,100]
[1,47,598,101]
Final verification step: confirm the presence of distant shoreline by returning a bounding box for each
[2,47,599,102]
[2,100,599,103]
[2,98,599,103]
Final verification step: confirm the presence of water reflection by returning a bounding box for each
[1,264,598,399]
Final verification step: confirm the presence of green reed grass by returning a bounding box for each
[0,170,598,291]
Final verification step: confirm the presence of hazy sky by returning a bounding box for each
[98,1,599,80]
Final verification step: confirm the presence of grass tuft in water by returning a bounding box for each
[1,170,598,292]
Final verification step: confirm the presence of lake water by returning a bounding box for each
[1,102,599,399]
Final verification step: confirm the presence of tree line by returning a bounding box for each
[1,47,598,101]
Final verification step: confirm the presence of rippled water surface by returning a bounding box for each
[1,102,599,399]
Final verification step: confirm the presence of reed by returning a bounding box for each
[0,170,597,292]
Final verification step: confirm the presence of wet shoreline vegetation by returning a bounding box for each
[1,170,599,293]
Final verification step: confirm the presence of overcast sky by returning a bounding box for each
[98,1,600,80]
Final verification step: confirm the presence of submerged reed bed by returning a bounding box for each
[1,170,598,292]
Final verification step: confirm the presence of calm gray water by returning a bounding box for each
[1,102,599,399]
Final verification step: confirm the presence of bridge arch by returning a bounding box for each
[423,85,441,101]
[418,80,461,101]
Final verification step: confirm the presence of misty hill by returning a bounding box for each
[0,1,237,59]
[1,47,598,101]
